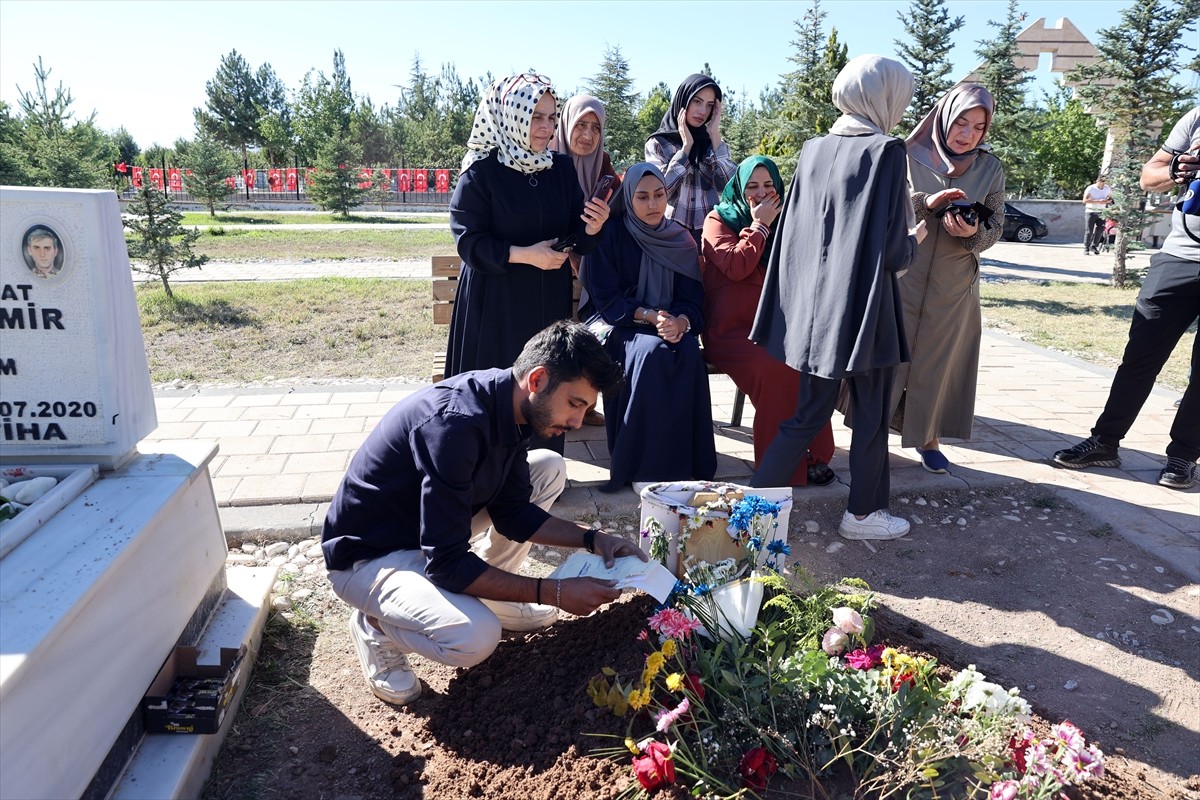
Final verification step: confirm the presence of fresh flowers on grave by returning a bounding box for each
[588,573,1105,798]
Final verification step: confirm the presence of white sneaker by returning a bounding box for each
[480,599,559,631]
[348,610,421,704]
[838,510,911,541]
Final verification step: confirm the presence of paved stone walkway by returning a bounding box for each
[140,240,1197,579]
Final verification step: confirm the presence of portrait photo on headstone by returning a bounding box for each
[21,225,65,279]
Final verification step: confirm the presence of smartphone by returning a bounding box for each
[550,235,577,253]
[592,175,615,202]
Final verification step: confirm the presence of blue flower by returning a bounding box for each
[748,536,763,552]
[692,583,712,597]
[767,540,791,556]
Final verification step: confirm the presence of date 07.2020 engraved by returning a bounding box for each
[0,400,99,419]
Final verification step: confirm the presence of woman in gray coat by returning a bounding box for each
[750,54,927,542]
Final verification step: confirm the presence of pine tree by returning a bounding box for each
[16,57,112,188]
[636,82,672,146]
[895,0,965,133]
[194,50,266,167]
[588,46,642,168]
[185,134,237,217]
[1069,0,1199,286]
[125,180,207,298]
[307,132,366,217]
[293,50,356,164]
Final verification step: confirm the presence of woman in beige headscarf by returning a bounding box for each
[750,54,927,541]
[891,84,1005,474]
[551,95,621,425]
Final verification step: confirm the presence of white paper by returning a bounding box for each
[548,552,678,603]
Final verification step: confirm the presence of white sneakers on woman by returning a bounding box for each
[348,609,422,705]
[838,510,911,540]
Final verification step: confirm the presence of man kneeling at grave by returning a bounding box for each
[322,321,641,704]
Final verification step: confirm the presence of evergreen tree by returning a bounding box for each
[393,58,481,169]
[185,134,238,216]
[256,63,292,165]
[0,101,32,186]
[195,50,266,166]
[125,180,207,298]
[895,0,965,133]
[369,167,393,210]
[764,2,847,180]
[636,82,672,147]
[15,58,113,188]
[293,50,355,164]
[110,126,140,189]
[588,46,642,168]
[973,0,1040,196]
[307,132,366,217]
[1069,0,1199,286]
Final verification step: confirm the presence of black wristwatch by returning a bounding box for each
[583,528,597,554]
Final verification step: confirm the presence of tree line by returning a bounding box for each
[2,1,1195,225]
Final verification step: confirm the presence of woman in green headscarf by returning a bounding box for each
[700,155,836,486]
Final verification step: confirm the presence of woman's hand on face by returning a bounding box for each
[677,109,694,154]
[581,196,610,236]
[925,187,967,212]
[515,240,568,271]
[706,99,723,147]
[750,192,782,228]
[942,211,978,238]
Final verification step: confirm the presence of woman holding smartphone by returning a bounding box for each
[446,72,611,453]
[551,94,622,425]
[700,155,836,486]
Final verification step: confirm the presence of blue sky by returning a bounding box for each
[1,0,1195,149]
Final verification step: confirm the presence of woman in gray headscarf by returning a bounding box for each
[891,84,1005,474]
[750,54,927,541]
[580,162,716,492]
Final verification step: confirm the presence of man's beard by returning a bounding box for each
[521,394,566,439]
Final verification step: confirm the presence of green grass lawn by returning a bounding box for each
[980,280,1192,391]
[138,278,443,383]
[178,211,444,226]
[190,228,455,261]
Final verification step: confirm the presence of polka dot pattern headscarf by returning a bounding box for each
[461,72,557,175]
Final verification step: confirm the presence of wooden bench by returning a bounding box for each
[431,255,745,427]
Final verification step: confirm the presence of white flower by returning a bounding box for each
[831,607,865,635]
[821,626,849,655]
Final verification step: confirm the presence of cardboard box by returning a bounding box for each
[143,646,246,734]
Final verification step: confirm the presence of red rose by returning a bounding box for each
[632,741,675,791]
[738,746,778,791]
[684,672,706,702]
[891,671,916,692]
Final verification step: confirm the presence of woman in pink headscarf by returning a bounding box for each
[891,84,1006,475]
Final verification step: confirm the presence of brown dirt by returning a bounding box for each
[203,485,1200,800]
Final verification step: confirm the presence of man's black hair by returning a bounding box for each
[513,321,624,396]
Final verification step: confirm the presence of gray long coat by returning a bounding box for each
[750,133,918,379]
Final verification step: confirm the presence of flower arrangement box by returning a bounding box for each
[638,481,793,577]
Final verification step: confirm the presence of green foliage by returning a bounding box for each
[1018,85,1107,198]
[256,63,292,164]
[185,135,238,216]
[635,81,671,150]
[12,57,113,188]
[1069,0,1199,286]
[588,46,643,169]
[293,50,355,164]
[306,132,366,216]
[763,1,848,181]
[392,57,480,169]
[895,0,965,133]
[195,49,267,162]
[125,180,208,298]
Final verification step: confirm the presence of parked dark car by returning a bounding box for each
[1003,203,1049,242]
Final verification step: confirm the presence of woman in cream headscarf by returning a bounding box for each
[891,84,1005,474]
[446,72,610,453]
[750,54,927,541]
[551,94,622,425]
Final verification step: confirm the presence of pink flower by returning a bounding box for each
[1051,720,1085,753]
[989,780,1020,800]
[653,697,691,732]
[648,608,703,640]
[831,607,865,635]
[821,626,849,655]
[1063,744,1105,781]
[845,644,884,670]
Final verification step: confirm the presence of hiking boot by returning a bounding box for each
[481,599,558,631]
[1053,435,1120,469]
[349,610,421,705]
[1158,457,1197,490]
[838,510,911,541]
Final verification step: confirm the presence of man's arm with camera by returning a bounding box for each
[1142,147,1199,193]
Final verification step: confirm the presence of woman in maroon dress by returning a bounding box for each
[700,155,835,486]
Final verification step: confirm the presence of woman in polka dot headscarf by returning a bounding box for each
[447,72,612,454]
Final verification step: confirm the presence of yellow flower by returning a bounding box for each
[628,688,650,711]
[666,672,685,692]
[646,651,665,674]
[625,737,640,754]
[661,639,677,658]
